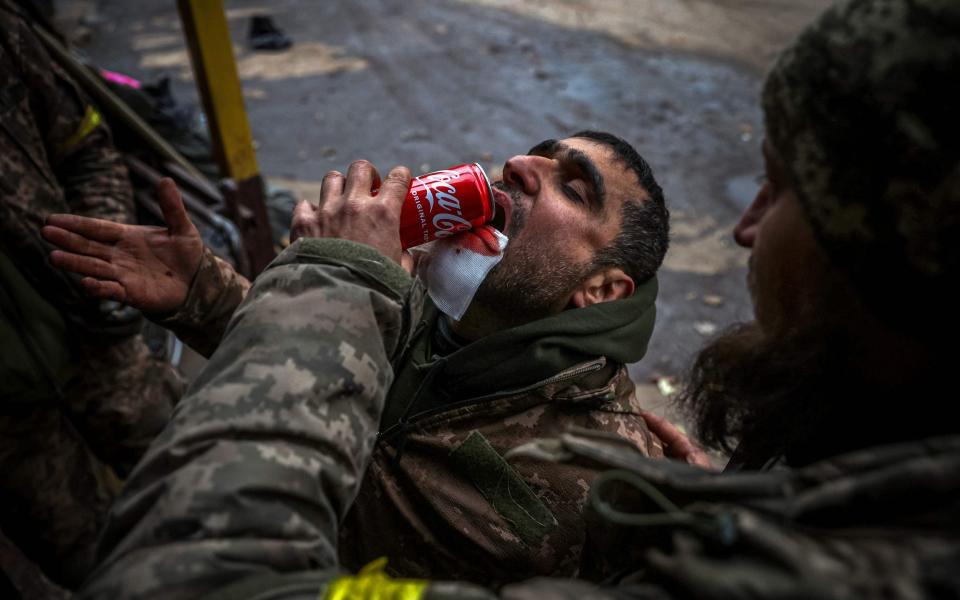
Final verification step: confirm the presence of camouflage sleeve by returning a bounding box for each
[150,246,252,358]
[0,11,137,332]
[80,238,414,600]
[16,17,134,224]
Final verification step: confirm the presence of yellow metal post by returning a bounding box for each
[177,0,275,275]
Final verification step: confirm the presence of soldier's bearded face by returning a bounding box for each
[470,137,631,322]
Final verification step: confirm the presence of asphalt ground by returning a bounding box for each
[78,0,832,428]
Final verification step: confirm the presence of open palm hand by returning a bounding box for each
[42,178,204,314]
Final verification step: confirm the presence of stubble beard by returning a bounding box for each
[470,184,591,324]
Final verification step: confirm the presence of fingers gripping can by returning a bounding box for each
[400,163,496,250]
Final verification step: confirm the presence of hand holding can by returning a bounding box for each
[291,160,412,264]
[292,162,497,259]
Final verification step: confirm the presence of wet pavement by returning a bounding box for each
[81,0,830,425]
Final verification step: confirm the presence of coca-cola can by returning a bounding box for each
[400,163,496,250]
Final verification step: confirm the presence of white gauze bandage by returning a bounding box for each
[411,225,509,320]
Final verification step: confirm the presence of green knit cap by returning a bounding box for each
[762,0,960,336]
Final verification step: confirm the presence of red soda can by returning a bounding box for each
[400,163,496,250]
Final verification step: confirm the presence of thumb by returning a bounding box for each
[641,410,694,454]
[156,178,194,236]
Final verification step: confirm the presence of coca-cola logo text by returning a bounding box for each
[415,170,472,238]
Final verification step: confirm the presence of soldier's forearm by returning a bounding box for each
[82,240,412,600]
[150,246,252,358]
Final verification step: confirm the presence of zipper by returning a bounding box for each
[377,357,607,442]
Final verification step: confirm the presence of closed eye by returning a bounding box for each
[562,182,586,205]
[560,180,589,205]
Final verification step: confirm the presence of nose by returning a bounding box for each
[733,181,772,248]
[501,154,550,196]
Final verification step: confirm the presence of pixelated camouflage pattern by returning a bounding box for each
[152,246,251,358]
[158,250,666,584]
[339,363,664,586]
[1,1,136,329]
[81,238,415,600]
[762,0,960,334]
[1,1,181,592]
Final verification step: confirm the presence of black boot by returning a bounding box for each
[248,15,292,51]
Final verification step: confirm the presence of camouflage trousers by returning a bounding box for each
[0,333,182,595]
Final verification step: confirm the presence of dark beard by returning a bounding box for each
[676,319,953,468]
[469,183,590,325]
[675,322,836,467]
[471,242,590,324]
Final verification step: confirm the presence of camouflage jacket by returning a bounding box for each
[154,241,664,585]
[338,284,664,585]
[0,0,136,333]
[152,245,252,358]
[1,3,179,591]
[339,361,661,585]
[81,241,960,600]
[81,238,416,599]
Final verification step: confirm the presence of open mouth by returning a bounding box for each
[490,187,512,233]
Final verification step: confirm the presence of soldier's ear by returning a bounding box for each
[569,267,635,308]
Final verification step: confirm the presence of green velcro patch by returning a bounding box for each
[291,237,412,298]
[449,431,557,546]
